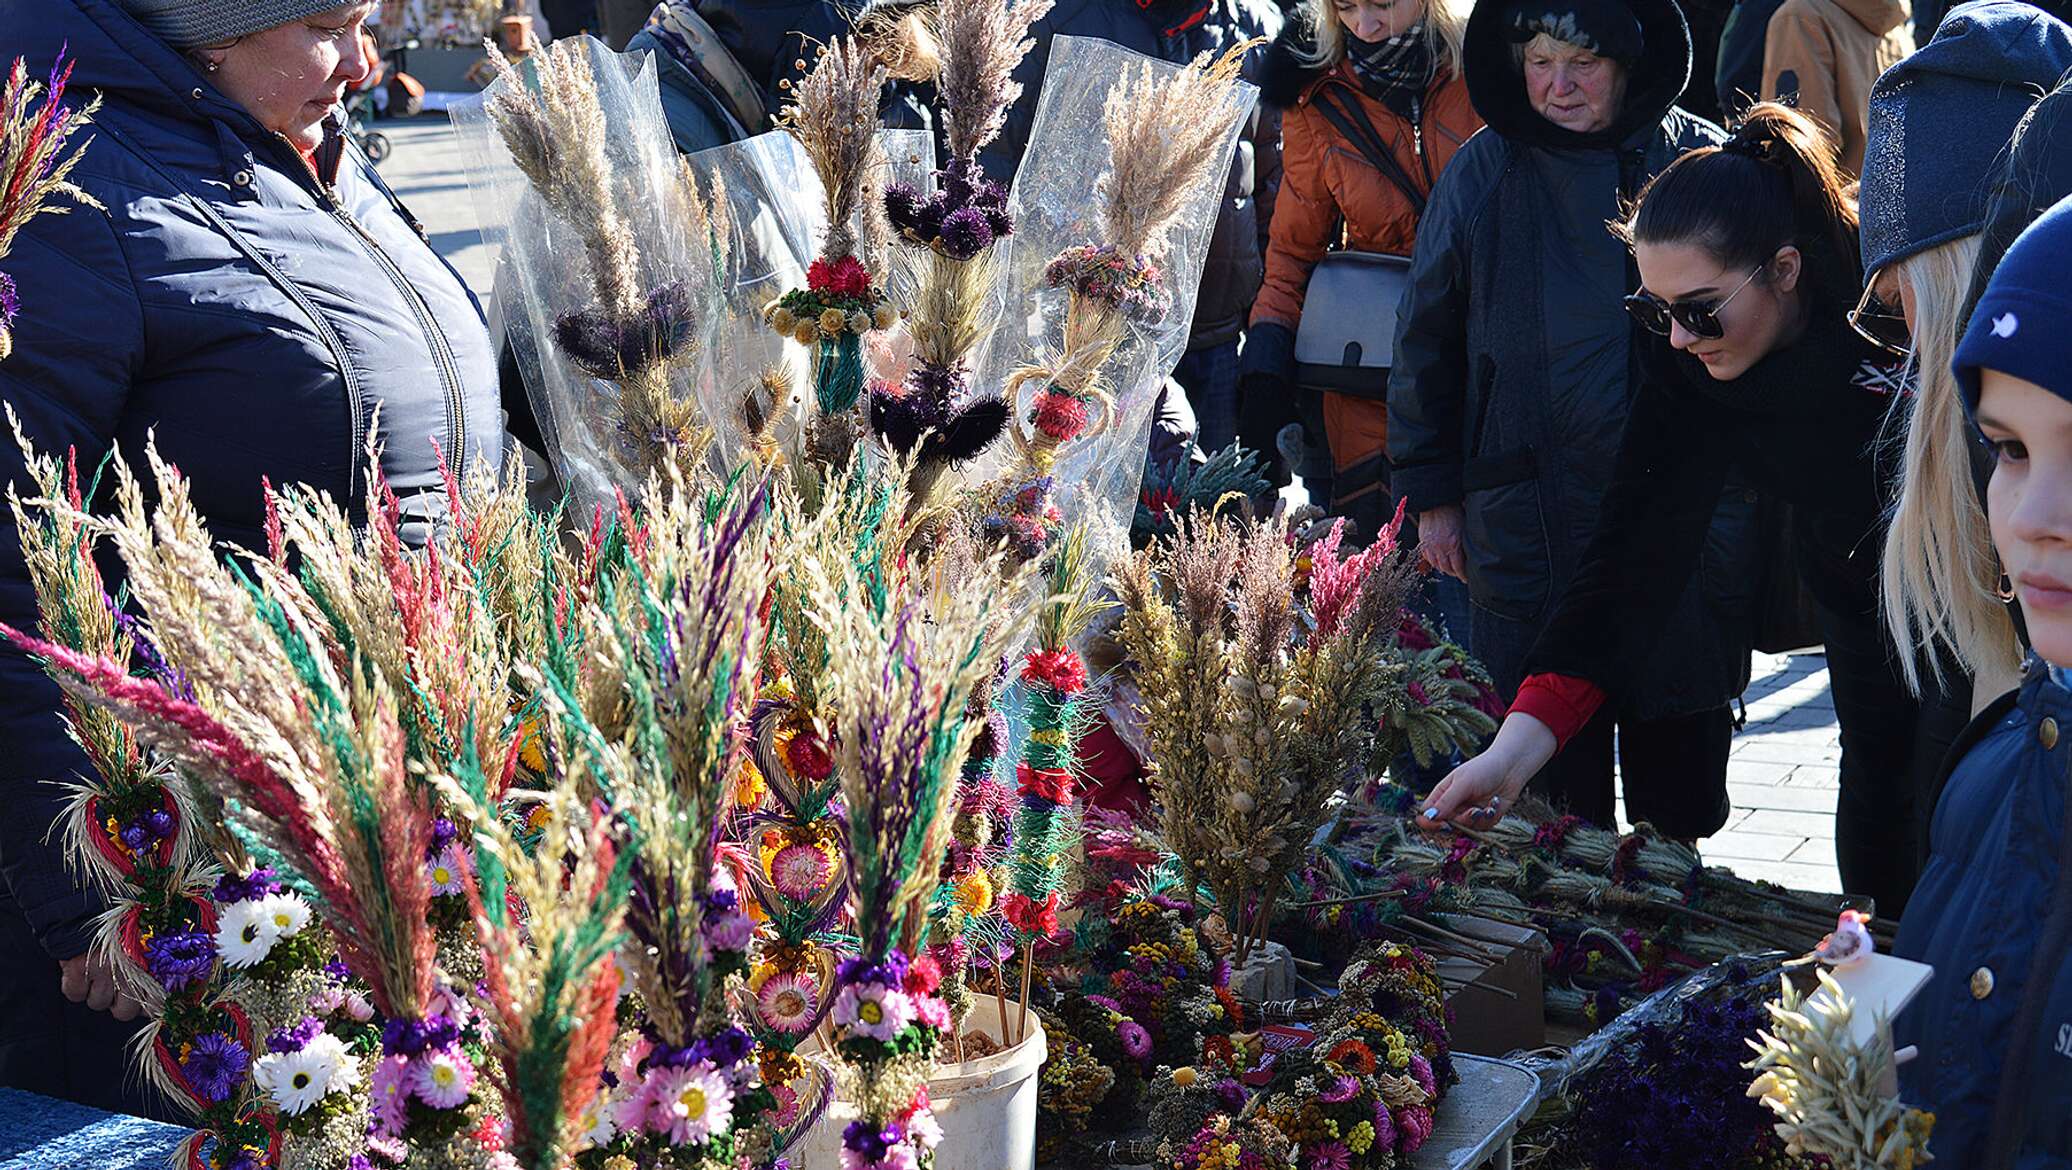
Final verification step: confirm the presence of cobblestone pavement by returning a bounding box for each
[383,112,1849,897]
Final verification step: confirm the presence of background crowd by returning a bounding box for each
[4,0,2072,1161]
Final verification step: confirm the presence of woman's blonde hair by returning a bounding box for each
[1880,233,2024,692]
[1296,0,1472,81]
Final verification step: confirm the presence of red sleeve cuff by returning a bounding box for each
[1510,673,1607,751]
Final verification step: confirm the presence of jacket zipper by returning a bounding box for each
[322,182,467,483]
[1411,95,1435,191]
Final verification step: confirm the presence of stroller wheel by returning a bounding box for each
[361,132,392,165]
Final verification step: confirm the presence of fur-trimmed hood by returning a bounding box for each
[1260,6,1336,108]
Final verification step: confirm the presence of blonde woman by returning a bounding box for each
[1244,0,1481,536]
[1859,1,2072,705]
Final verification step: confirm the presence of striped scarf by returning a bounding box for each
[1345,26,1431,119]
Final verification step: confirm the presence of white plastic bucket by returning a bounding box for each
[790,1004,1048,1170]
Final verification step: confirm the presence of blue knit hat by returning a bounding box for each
[1955,193,2072,414]
[1859,0,2072,277]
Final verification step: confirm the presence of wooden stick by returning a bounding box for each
[1016,945,1034,1044]
[994,959,1010,1041]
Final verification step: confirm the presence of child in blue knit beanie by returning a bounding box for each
[1890,192,2072,1166]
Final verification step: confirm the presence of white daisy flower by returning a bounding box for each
[215,898,277,969]
[256,892,312,941]
[254,1033,357,1116]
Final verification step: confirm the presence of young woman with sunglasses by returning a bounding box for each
[1417,104,1928,913]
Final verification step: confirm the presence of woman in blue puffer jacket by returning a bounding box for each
[0,0,501,1111]
[1894,195,2072,1169]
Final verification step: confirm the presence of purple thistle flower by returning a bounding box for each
[145,929,215,992]
[267,1016,325,1055]
[181,1032,249,1103]
[429,816,459,853]
[552,280,698,379]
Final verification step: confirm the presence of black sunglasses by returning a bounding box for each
[1848,285,1912,358]
[1624,265,1763,340]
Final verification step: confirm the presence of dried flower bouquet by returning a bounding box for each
[1115,508,1418,968]
[982,40,1256,564]
[0,51,98,361]
[869,0,1053,504]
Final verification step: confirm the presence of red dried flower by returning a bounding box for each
[1032,391,1092,441]
[807,255,872,299]
[1016,762,1074,805]
[1001,890,1061,937]
[1021,648,1087,696]
[1327,1039,1378,1074]
[904,954,942,997]
[784,730,835,782]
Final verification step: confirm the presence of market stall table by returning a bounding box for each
[0,1088,192,1170]
[1414,1054,1542,1170]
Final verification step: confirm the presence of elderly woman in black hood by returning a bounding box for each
[1387,0,1757,840]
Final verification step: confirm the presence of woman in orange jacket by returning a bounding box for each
[1243,0,1482,537]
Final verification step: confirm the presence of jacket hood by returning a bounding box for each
[1462,0,1693,149]
[1835,0,1911,36]
[11,0,276,145]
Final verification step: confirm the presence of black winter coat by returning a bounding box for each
[1523,287,1910,698]
[0,0,501,1082]
[1385,0,1757,717]
[979,0,1284,350]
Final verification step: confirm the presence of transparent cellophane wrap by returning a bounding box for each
[453,40,746,510]
[686,127,935,471]
[967,35,1258,569]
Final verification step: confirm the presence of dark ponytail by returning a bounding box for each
[1612,103,1861,297]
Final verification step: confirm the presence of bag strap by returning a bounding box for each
[1312,83,1426,218]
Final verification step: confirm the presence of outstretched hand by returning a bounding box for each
[59,950,142,1021]
[1416,712,1558,831]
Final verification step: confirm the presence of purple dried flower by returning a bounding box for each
[937,206,994,261]
[885,181,922,229]
[212,867,281,905]
[267,1017,325,1055]
[145,930,215,992]
[553,280,698,379]
[1117,1020,1152,1061]
[0,272,17,329]
[1320,1075,1360,1104]
[429,816,459,853]
[143,809,174,839]
[181,1032,249,1103]
[119,823,148,853]
[1214,1077,1247,1113]
[843,1120,902,1159]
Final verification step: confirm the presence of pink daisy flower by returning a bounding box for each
[426,845,469,897]
[410,1047,476,1110]
[649,1062,735,1146]
[832,982,915,1043]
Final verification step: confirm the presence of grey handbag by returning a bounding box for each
[1293,250,1412,400]
[1292,86,1425,401]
